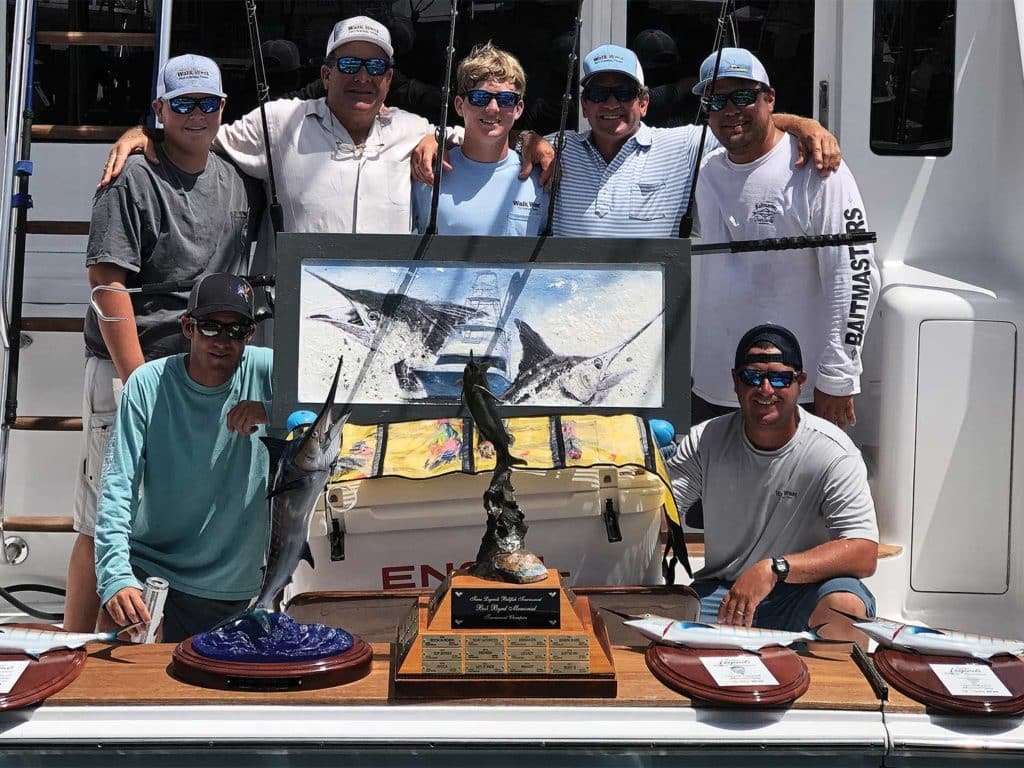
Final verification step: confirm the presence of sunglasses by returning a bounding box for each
[463,89,520,108]
[335,56,391,76]
[706,87,766,112]
[582,84,642,104]
[737,368,798,389]
[166,96,222,115]
[192,319,254,341]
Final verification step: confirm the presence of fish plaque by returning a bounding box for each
[451,588,560,630]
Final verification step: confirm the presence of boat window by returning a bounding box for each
[870,0,955,156]
[625,1,815,128]
[165,0,580,131]
[14,0,157,133]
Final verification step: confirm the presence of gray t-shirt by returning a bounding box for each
[666,409,878,581]
[84,146,263,361]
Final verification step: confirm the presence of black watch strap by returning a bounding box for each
[771,556,790,582]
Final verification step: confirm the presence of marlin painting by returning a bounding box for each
[502,311,663,406]
[607,610,819,653]
[217,356,350,637]
[0,623,141,658]
[838,611,1024,661]
[462,352,526,468]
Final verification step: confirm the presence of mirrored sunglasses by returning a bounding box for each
[336,56,391,76]
[737,368,797,389]
[706,87,766,112]
[464,89,520,108]
[167,96,222,115]
[192,319,254,341]
[582,84,642,104]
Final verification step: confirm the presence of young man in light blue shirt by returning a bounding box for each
[412,42,547,236]
[95,273,273,642]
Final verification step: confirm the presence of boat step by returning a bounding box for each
[36,31,154,47]
[25,220,89,236]
[2,515,74,533]
[11,416,82,431]
[32,125,131,142]
[22,317,84,333]
[683,536,902,560]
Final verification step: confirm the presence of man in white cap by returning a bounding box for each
[691,48,879,428]
[66,54,262,632]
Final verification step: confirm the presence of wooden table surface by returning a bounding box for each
[44,641,894,711]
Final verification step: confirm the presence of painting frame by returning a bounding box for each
[271,233,690,431]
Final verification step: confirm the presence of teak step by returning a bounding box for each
[11,416,82,431]
[2,515,74,533]
[32,125,130,142]
[21,317,84,333]
[682,533,902,560]
[25,221,89,236]
[36,31,154,47]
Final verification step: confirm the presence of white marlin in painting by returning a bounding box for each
[607,610,818,654]
[837,611,1024,661]
[0,623,141,658]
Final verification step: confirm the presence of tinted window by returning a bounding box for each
[626,0,815,129]
[871,0,955,156]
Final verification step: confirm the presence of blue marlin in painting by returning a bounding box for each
[835,610,1024,661]
[607,610,819,653]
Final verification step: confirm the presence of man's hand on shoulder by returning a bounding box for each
[411,134,452,186]
[104,586,150,628]
[227,400,269,435]
[813,388,856,428]
[718,559,776,627]
[518,131,556,187]
[774,114,841,176]
[98,126,155,189]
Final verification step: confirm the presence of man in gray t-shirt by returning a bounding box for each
[665,324,878,642]
[67,54,262,633]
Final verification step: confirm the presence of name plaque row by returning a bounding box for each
[421,632,590,674]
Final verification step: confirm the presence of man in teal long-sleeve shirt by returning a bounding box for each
[94,273,273,641]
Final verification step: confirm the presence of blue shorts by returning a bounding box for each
[692,577,876,632]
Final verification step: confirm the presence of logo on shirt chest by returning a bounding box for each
[750,201,781,225]
[775,489,798,500]
[513,199,541,211]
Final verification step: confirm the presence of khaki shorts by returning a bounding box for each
[72,357,118,536]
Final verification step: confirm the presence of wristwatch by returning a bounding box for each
[512,129,533,155]
[771,556,790,583]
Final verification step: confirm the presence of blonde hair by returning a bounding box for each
[456,42,527,96]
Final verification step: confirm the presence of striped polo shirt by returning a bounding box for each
[548,123,718,238]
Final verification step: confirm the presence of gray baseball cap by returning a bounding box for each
[159,54,226,100]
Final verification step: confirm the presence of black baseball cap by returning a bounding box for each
[734,323,803,371]
[186,272,255,322]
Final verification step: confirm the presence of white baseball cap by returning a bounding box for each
[325,16,394,60]
[581,45,645,87]
[159,54,226,100]
[692,47,771,95]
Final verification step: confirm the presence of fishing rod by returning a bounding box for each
[539,0,584,238]
[425,0,459,235]
[243,0,284,234]
[694,231,877,255]
[89,274,276,323]
[677,0,733,239]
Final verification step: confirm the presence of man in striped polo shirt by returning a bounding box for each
[549,44,839,238]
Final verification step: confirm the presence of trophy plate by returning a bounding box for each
[645,645,810,707]
[0,624,87,710]
[874,648,1024,715]
[171,636,373,691]
[391,569,616,699]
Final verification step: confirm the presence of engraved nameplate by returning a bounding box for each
[451,587,560,630]
[465,636,505,661]
[508,634,548,648]
[551,660,590,675]
[508,642,548,661]
[509,660,549,674]
[423,635,461,649]
[466,659,507,675]
[550,645,589,661]
[423,659,463,674]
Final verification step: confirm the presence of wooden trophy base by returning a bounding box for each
[0,624,87,710]
[874,648,1024,715]
[171,636,373,691]
[645,645,810,707]
[391,569,616,699]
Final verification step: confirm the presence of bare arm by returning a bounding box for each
[772,113,841,175]
[98,126,152,189]
[88,263,145,382]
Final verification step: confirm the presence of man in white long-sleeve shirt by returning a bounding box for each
[692,48,879,428]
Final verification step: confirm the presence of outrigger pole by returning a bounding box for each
[425,0,460,236]
[89,274,276,323]
[243,0,284,234]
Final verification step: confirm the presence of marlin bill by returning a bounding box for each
[0,623,141,658]
[840,612,1024,661]
[607,610,818,653]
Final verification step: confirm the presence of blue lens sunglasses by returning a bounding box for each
[706,87,767,112]
[167,96,222,115]
[582,84,642,103]
[737,368,798,389]
[463,89,520,108]
[335,56,391,76]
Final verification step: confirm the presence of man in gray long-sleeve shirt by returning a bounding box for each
[665,324,879,643]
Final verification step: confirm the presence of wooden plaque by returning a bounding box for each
[0,624,87,710]
[171,636,373,691]
[874,648,1024,715]
[390,569,616,699]
[645,645,810,707]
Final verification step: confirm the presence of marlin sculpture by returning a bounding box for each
[462,352,526,468]
[216,356,350,637]
[607,610,820,654]
[0,623,141,658]
[836,611,1024,661]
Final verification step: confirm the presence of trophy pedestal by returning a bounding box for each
[171,636,373,691]
[0,626,86,710]
[874,648,1024,715]
[645,645,810,707]
[390,569,616,699]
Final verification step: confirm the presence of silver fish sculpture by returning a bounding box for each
[840,611,1024,661]
[0,622,140,658]
[218,356,350,637]
[608,610,818,653]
